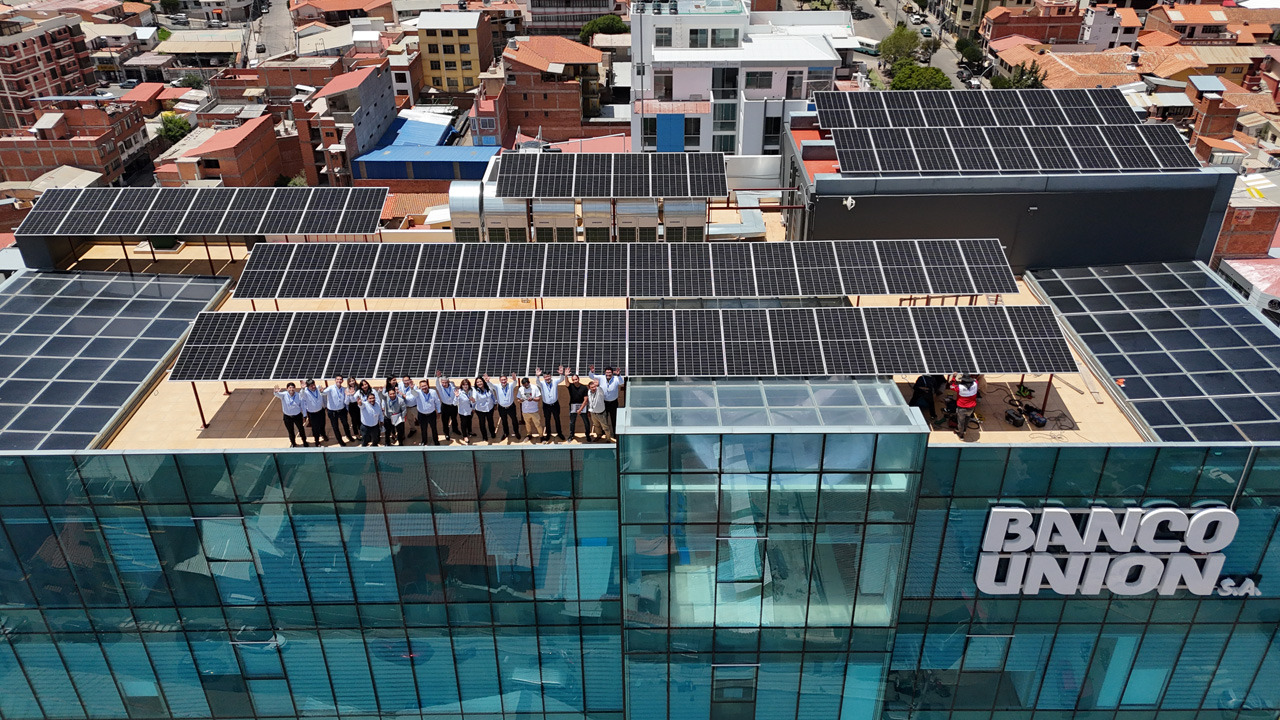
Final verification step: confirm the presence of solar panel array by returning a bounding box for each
[494,152,729,198]
[832,122,1200,175]
[235,239,1018,299]
[169,305,1076,381]
[15,187,388,237]
[814,88,1139,129]
[0,271,227,451]
[1035,262,1280,443]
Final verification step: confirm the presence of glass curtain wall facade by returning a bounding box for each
[0,441,1278,720]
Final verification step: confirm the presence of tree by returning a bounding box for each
[157,26,171,41]
[159,0,180,12]
[919,36,942,64]
[578,15,627,45]
[890,60,953,89]
[1003,60,1048,88]
[960,44,983,66]
[879,25,920,67]
[157,113,192,143]
[955,36,973,53]
[179,72,204,89]
[287,174,308,187]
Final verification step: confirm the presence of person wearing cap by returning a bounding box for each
[299,379,328,445]
[516,376,545,442]
[324,375,355,445]
[950,373,979,438]
[588,365,626,430]
[535,366,567,441]
[487,373,521,442]
[273,382,308,447]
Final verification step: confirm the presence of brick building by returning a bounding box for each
[0,97,149,184]
[979,0,1084,48]
[208,55,347,118]
[293,61,397,185]
[0,15,96,129]
[288,0,395,26]
[471,35,604,145]
[155,115,297,187]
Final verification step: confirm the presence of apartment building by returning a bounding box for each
[526,0,627,36]
[155,115,293,186]
[0,97,148,183]
[209,54,347,115]
[471,35,604,145]
[293,61,397,184]
[288,0,395,27]
[978,0,1082,48]
[417,10,493,93]
[1079,3,1141,50]
[0,14,96,129]
[630,0,844,154]
[394,0,524,59]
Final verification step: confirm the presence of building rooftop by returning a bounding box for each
[630,0,745,15]
[652,32,838,65]
[1154,3,1230,24]
[416,9,483,28]
[505,35,602,71]
[316,65,375,98]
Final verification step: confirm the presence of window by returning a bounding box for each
[464,78,475,88]
[447,77,459,87]
[443,44,455,54]
[506,73,516,84]
[713,102,736,132]
[655,27,672,46]
[458,29,469,36]
[394,72,407,82]
[763,115,781,149]
[430,60,441,70]
[462,60,472,70]
[427,43,438,53]
[745,71,772,89]
[689,28,708,47]
[654,69,673,100]
[455,228,480,242]
[713,133,735,153]
[685,117,700,149]
[445,60,457,70]
[479,117,495,129]
[202,158,220,169]
[1215,67,1226,73]
[642,116,657,149]
[460,44,471,53]
[808,67,833,92]
[711,28,738,47]
[785,69,803,99]
[424,28,437,35]
[433,76,442,85]
[442,29,454,36]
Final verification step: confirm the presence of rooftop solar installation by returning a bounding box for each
[1034,262,1280,443]
[0,271,228,450]
[831,122,1200,176]
[814,89,1138,130]
[169,304,1076,381]
[234,240,1018,299]
[493,152,729,198]
[15,187,389,237]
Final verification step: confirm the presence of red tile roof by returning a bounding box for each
[291,0,388,11]
[1115,7,1141,27]
[159,86,195,100]
[1138,29,1182,47]
[381,192,449,219]
[120,82,164,102]
[315,67,375,98]
[186,115,273,156]
[1150,3,1232,25]
[503,36,601,72]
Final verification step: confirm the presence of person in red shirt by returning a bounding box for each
[950,373,979,437]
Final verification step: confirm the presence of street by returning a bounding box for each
[255,0,296,58]
[782,0,978,88]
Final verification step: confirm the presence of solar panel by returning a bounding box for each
[575,154,613,197]
[497,153,538,197]
[534,152,576,198]
[613,153,651,197]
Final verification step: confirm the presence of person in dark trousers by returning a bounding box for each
[472,377,496,442]
[345,377,362,433]
[324,374,355,444]
[589,365,625,430]
[417,379,440,446]
[273,383,307,447]
[435,371,461,438]
[950,373,979,438]
[381,384,407,446]
[536,366,567,441]
[908,375,945,421]
[455,378,476,444]
[487,373,521,442]
[565,373,589,441]
[355,389,383,447]
[299,378,328,444]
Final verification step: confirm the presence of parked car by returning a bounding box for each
[910,13,925,24]
[921,26,932,37]
[208,18,225,27]
[965,77,982,89]
[957,67,972,81]
[170,12,189,24]
[120,79,139,89]
[256,42,267,53]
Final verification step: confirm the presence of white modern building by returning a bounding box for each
[629,0,852,154]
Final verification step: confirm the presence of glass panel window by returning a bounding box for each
[689,28,709,48]
[655,27,672,46]
[745,71,773,90]
[685,117,701,150]
[711,28,738,47]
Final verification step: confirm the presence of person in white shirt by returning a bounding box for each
[399,376,419,438]
[516,377,544,442]
[381,384,407,446]
[324,375,355,445]
[580,379,614,442]
[435,371,461,438]
[355,389,383,447]
[455,378,476,444]
[299,379,328,445]
[588,365,626,430]
[487,373,521,442]
[535,366,567,442]
[417,379,440,445]
[471,377,497,442]
[273,383,307,447]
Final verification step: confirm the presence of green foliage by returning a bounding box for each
[1006,60,1048,88]
[961,45,983,65]
[955,36,973,53]
[159,0,179,12]
[889,60,953,90]
[157,26,171,41]
[990,74,1011,89]
[920,36,942,63]
[912,0,927,9]
[179,72,204,89]
[157,113,192,143]
[578,15,627,45]
[879,25,920,67]
[287,174,308,187]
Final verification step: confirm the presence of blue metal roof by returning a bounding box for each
[354,144,499,163]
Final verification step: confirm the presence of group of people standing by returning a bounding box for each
[272,366,625,448]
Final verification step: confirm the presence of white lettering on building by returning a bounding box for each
[974,506,1241,596]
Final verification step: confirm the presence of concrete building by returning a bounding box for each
[0,14,96,129]
[396,0,524,58]
[0,96,148,184]
[1079,3,1141,51]
[154,28,250,82]
[288,0,395,26]
[525,0,626,36]
[293,61,397,185]
[208,54,347,116]
[172,0,255,22]
[471,35,606,146]
[83,22,157,83]
[978,0,1083,49]
[418,10,493,94]
[155,114,297,186]
[630,2,845,154]
[352,108,497,190]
